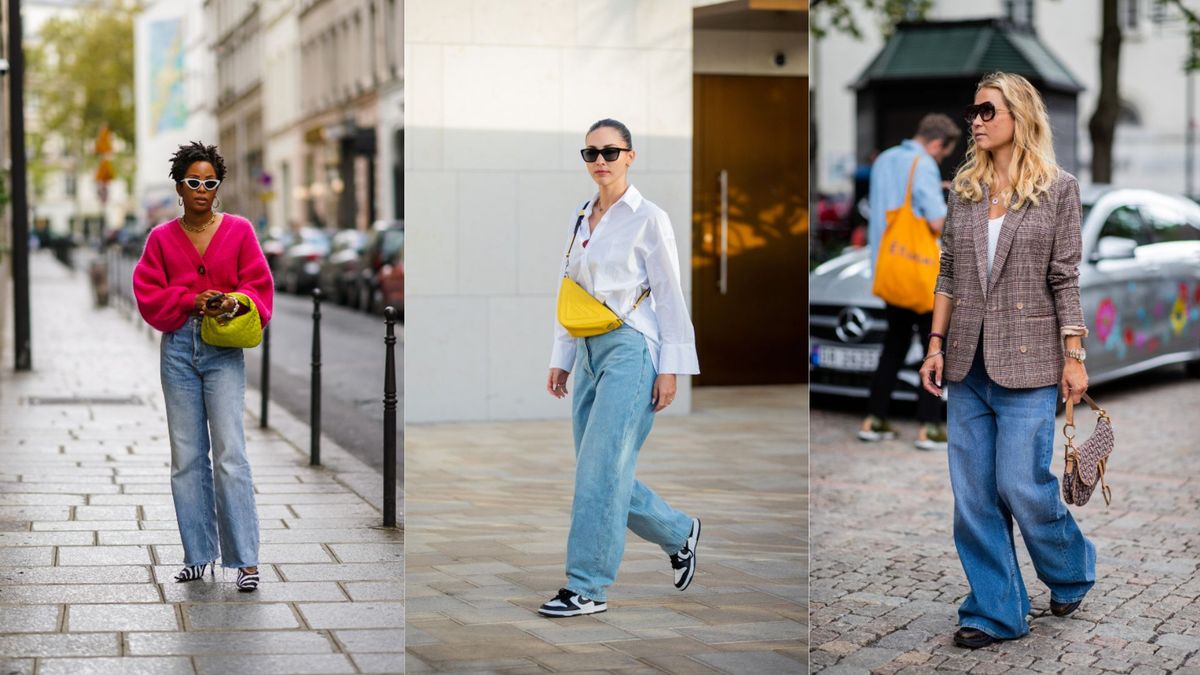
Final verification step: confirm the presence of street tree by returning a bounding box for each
[1090,0,1121,184]
[810,0,932,38]
[26,0,141,201]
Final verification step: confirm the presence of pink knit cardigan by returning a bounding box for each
[133,214,274,333]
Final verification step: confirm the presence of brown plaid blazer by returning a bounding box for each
[934,169,1086,389]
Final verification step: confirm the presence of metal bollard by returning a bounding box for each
[310,288,322,466]
[260,325,270,428]
[382,306,398,527]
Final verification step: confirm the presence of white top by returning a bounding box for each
[550,185,700,375]
[987,214,1005,276]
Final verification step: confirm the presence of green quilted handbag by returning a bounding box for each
[201,292,263,349]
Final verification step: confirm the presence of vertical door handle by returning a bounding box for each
[719,169,728,296]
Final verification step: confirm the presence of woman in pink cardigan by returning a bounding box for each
[133,142,273,592]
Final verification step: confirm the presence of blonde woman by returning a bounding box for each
[918,73,1094,648]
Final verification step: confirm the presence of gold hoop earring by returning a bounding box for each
[178,196,183,206]
[214,198,221,210]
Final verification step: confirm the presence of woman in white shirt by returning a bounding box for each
[537,119,702,618]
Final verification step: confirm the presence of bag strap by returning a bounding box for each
[1064,392,1104,427]
[566,199,595,276]
[902,156,921,209]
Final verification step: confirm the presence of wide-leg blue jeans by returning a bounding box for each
[160,316,260,569]
[947,349,1095,638]
[565,325,693,601]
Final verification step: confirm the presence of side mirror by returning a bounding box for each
[1091,236,1137,262]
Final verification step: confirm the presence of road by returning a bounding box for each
[809,364,1200,673]
[244,291,403,477]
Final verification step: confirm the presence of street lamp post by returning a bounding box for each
[8,0,31,371]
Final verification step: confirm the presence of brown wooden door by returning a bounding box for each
[693,74,808,385]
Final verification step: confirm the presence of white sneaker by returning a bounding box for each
[537,588,607,617]
[671,517,701,591]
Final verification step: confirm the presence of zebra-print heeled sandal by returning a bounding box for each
[236,568,259,592]
[173,562,212,583]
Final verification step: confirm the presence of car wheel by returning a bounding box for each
[1186,357,1200,378]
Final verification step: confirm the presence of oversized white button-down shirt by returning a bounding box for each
[549,185,700,376]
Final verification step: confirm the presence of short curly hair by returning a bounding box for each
[169,141,227,182]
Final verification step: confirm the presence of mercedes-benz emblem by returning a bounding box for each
[835,307,869,344]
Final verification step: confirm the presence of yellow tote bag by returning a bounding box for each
[556,203,649,338]
[201,292,263,348]
[871,156,941,314]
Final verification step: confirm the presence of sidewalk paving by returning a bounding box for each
[405,386,807,674]
[810,374,1200,674]
[0,252,403,674]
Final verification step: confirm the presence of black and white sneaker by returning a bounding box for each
[236,568,260,593]
[173,562,211,583]
[537,588,606,617]
[671,517,701,591]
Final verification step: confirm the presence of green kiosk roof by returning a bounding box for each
[852,19,1082,92]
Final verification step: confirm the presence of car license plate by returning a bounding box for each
[812,344,880,372]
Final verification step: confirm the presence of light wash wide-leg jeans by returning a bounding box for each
[160,316,260,569]
[947,349,1095,639]
[564,325,694,602]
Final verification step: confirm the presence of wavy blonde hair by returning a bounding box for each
[952,72,1058,209]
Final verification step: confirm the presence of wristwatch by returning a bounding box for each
[1065,347,1087,362]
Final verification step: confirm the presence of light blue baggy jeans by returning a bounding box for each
[947,348,1095,639]
[161,315,260,569]
[565,325,694,602]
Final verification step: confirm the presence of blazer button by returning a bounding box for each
[1019,345,1028,353]
[953,340,959,348]
[198,265,206,275]
[1016,302,1024,310]
[988,305,995,311]
[955,299,961,307]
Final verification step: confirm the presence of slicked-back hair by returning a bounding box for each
[587,118,633,148]
[169,141,227,183]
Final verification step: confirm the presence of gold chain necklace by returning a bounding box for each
[180,211,217,233]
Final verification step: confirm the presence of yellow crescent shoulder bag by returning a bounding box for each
[556,202,650,338]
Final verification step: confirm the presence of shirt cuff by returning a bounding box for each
[658,343,700,375]
[935,290,954,299]
[179,292,197,316]
[549,340,577,372]
[1060,325,1089,338]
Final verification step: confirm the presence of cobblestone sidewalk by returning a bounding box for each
[406,386,807,674]
[0,253,403,674]
[810,373,1200,674]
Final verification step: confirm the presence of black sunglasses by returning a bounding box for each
[963,101,1009,124]
[580,147,630,163]
[178,178,221,191]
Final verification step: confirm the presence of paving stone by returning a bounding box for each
[160,581,347,603]
[57,545,153,566]
[153,543,334,565]
[184,603,300,630]
[298,602,404,629]
[342,581,404,601]
[0,547,53,565]
[0,633,120,657]
[0,583,161,604]
[1156,633,1200,652]
[331,629,404,653]
[33,520,141,531]
[515,619,640,645]
[125,631,334,656]
[348,653,405,674]
[192,654,355,675]
[693,650,807,674]
[326,543,403,563]
[676,620,805,644]
[0,658,34,675]
[36,657,196,675]
[0,605,60,632]
[69,604,179,632]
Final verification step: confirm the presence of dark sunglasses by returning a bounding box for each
[178,178,221,191]
[963,101,1009,124]
[580,147,630,163]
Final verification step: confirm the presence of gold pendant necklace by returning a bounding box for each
[180,211,216,233]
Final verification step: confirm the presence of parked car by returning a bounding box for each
[374,240,405,319]
[260,229,297,286]
[809,185,1200,402]
[318,229,369,305]
[278,227,331,294]
[355,220,404,312]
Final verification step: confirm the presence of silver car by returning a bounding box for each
[809,186,1200,401]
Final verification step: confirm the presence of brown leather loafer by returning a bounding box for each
[954,627,999,649]
[1050,599,1081,617]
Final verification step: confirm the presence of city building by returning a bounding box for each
[405,0,808,423]
[813,0,1200,195]
[208,0,266,227]
[135,0,218,228]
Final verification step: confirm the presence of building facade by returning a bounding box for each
[814,0,1200,194]
[208,0,265,227]
[405,0,807,423]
